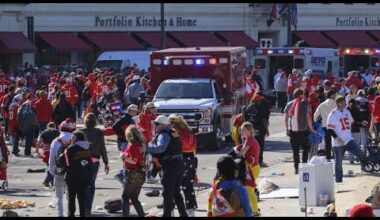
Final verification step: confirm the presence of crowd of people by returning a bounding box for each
[0,61,379,217]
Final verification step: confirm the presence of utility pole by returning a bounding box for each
[160,3,165,50]
[287,3,292,47]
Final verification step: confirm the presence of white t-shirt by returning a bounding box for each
[326,108,354,147]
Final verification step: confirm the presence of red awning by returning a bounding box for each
[216,31,259,49]
[37,32,91,52]
[170,32,227,47]
[0,32,36,53]
[323,31,379,48]
[293,31,336,48]
[368,31,380,41]
[134,32,179,49]
[81,32,144,50]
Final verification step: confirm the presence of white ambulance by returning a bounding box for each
[252,47,339,89]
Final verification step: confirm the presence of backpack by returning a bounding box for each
[81,84,91,103]
[207,179,245,217]
[17,102,38,134]
[55,138,71,176]
[243,103,259,125]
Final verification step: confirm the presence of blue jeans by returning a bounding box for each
[117,141,128,152]
[44,168,54,184]
[287,93,294,103]
[85,162,99,214]
[333,140,365,182]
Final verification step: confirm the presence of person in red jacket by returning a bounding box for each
[61,78,78,108]
[34,91,53,133]
[137,102,156,143]
[310,73,320,91]
[287,69,301,102]
[169,114,198,217]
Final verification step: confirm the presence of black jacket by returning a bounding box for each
[112,113,135,142]
[65,141,92,186]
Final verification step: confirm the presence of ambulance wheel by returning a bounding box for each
[363,162,374,172]
[2,180,8,191]
[373,163,380,172]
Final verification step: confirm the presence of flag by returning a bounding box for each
[271,4,280,20]
[290,3,298,30]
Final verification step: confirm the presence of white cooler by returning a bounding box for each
[299,156,335,207]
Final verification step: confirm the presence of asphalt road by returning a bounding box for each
[0,112,292,217]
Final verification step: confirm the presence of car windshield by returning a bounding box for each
[93,60,122,72]
[155,82,213,99]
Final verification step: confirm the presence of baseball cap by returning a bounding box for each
[127,104,138,112]
[133,75,141,81]
[335,95,345,104]
[144,102,156,109]
[59,118,75,132]
[349,203,375,217]
[154,115,170,125]
[217,155,239,175]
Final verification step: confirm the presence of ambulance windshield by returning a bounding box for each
[155,82,213,99]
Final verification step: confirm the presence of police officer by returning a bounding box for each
[146,115,187,217]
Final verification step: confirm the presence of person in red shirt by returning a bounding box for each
[61,78,78,108]
[245,71,260,100]
[83,73,98,116]
[236,121,261,216]
[371,84,380,139]
[96,75,109,100]
[169,114,198,217]
[137,102,156,143]
[1,85,16,139]
[325,72,336,85]
[0,71,12,99]
[34,91,53,133]
[120,125,145,217]
[8,94,23,145]
[308,92,320,117]
[300,70,312,93]
[48,76,58,101]
[287,69,301,102]
[346,71,363,89]
[141,77,150,92]
[310,73,320,91]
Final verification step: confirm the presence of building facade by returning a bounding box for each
[0,3,380,75]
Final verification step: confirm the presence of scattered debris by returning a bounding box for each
[307,207,314,214]
[96,206,103,210]
[258,178,279,194]
[269,171,285,176]
[145,190,160,197]
[26,168,46,173]
[280,157,293,162]
[0,199,35,209]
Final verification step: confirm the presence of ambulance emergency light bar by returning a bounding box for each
[339,48,380,55]
[256,48,309,55]
[153,55,226,66]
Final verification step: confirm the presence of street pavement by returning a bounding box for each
[1,112,379,217]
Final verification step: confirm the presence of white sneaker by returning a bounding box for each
[146,176,158,184]
[186,209,195,217]
[48,200,56,209]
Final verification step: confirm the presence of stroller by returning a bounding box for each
[362,135,380,173]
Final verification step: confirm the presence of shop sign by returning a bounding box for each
[336,16,380,27]
[95,16,197,27]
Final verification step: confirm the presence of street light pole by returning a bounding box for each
[160,3,165,50]
[287,3,292,47]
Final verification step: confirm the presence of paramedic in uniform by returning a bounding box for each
[146,115,188,217]
[326,96,367,183]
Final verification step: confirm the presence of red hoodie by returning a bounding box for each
[346,75,363,89]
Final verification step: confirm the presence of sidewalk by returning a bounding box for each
[147,158,380,217]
